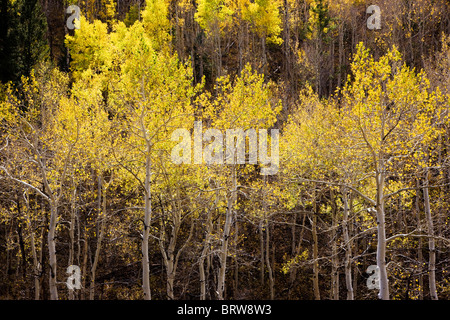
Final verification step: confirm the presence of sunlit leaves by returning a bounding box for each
[204,63,281,130]
[195,0,234,34]
[141,0,172,49]
[65,17,112,80]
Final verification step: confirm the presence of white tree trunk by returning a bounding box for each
[259,222,265,286]
[415,179,424,299]
[262,176,274,299]
[376,170,389,300]
[330,190,339,300]
[90,175,106,300]
[312,211,320,300]
[288,214,306,298]
[29,219,40,300]
[48,200,59,300]
[69,186,76,300]
[142,152,152,300]
[342,189,354,300]
[160,208,178,300]
[265,219,274,299]
[312,188,320,300]
[199,207,213,300]
[200,188,218,300]
[423,171,438,300]
[217,166,236,300]
[24,191,41,300]
[217,196,233,300]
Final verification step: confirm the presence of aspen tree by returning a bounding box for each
[199,63,281,299]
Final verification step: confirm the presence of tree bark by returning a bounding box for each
[68,186,76,300]
[312,188,320,300]
[233,209,239,299]
[288,213,306,298]
[342,188,354,300]
[81,231,88,300]
[30,225,40,300]
[415,179,424,300]
[48,199,58,300]
[160,191,194,300]
[217,200,232,300]
[423,170,438,300]
[259,221,265,287]
[376,168,389,300]
[90,175,107,300]
[199,191,216,300]
[217,166,236,300]
[265,218,274,299]
[159,207,178,300]
[25,191,41,300]
[142,150,152,300]
[330,189,339,300]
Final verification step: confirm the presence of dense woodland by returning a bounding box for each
[0,0,450,300]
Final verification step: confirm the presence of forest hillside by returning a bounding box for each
[0,0,449,300]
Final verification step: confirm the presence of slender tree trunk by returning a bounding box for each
[342,188,354,300]
[68,186,76,300]
[312,188,320,300]
[376,168,389,300]
[48,199,58,300]
[200,212,213,300]
[257,219,264,289]
[25,191,40,300]
[17,196,27,280]
[164,238,176,300]
[200,194,215,300]
[329,39,334,96]
[288,213,306,298]
[312,212,320,300]
[423,170,438,300]
[233,211,239,298]
[217,166,236,300]
[199,250,207,300]
[337,21,344,89]
[218,205,232,299]
[261,35,267,75]
[40,204,47,300]
[217,200,232,300]
[314,38,321,95]
[90,175,107,300]
[215,24,222,78]
[160,198,183,300]
[238,18,244,73]
[288,213,297,298]
[262,176,274,299]
[283,0,291,89]
[81,230,88,300]
[415,179,424,300]
[265,218,274,299]
[330,190,339,300]
[350,193,358,297]
[142,151,152,300]
[30,226,40,300]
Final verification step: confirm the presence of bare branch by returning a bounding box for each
[0,166,50,201]
[292,177,376,206]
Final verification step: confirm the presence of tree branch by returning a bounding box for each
[0,166,50,201]
[292,177,376,206]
